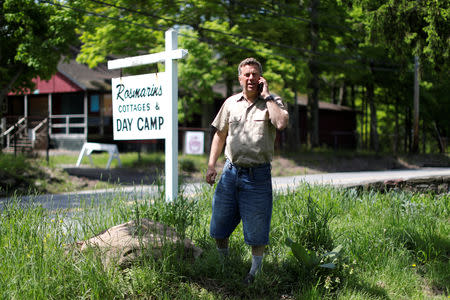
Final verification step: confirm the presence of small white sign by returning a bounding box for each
[112,73,168,140]
[184,131,204,155]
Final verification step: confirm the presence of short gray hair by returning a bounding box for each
[238,57,263,75]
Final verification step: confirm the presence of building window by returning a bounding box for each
[90,95,99,113]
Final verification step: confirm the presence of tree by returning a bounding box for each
[72,0,447,153]
[348,0,450,152]
[178,29,223,126]
[0,0,78,114]
[75,0,230,125]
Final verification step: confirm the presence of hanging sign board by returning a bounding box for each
[112,72,168,140]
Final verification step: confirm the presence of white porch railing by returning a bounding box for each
[49,114,87,138]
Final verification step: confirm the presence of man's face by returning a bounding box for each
[238,64,261,95]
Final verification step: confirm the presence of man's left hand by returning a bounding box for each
[206,166,217,186]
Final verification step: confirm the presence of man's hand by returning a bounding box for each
[206,166,217,185]
[258,77,270,99]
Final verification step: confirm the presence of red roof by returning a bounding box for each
[8,54,120,95]
[8,72,83,95]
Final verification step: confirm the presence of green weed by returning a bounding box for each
[0,183,448,299]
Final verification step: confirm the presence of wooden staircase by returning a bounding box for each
[1,117,48,154]
[4,135,33,154]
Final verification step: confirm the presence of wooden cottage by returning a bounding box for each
[3,57,119,152]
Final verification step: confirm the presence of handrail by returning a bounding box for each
[32,118,48,134]
[1,116,28,149]
[1,116,26,137]
[31,118,48,147]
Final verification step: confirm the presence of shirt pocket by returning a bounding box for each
[228,115,242,136]
[253,110,269,135]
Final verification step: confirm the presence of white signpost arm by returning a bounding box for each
[108,49,188,70]
[165,29,178,202]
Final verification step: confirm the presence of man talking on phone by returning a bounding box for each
[205,57,289,284]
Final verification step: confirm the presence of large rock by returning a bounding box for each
[73,218,202,268]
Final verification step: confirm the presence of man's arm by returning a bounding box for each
[266,99,289,130]
[205,129,227,185]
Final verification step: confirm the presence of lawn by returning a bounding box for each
[1,181,448,299]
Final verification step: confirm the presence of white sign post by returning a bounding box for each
[108,29,187,202]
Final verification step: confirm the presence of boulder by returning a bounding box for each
[73,218,202,268]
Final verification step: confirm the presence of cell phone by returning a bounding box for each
[258,82,263,94]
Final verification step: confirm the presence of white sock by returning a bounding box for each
[249,255,263,275]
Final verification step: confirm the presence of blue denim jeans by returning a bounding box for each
[210,160,273,246]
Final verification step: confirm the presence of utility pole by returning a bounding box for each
[412,56,420,153]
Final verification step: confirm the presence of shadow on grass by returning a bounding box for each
[388,227,450,297]
[344,274,391,299]
[156,246,394,299]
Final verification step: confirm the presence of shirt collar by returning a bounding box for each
[236,92,264,103]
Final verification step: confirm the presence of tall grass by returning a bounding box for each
[0,184,448,299]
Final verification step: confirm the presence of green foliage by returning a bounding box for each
[0,153,44,196]
[1,183,448,298]
[298,194,335,252]
[138,193,200,240]
[351,0,449,71]
[285,238,347,288]
[0,0,78,106]
[71,0,448,152]
[178,28,222,124]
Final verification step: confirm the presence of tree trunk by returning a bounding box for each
[367,82,379,152]
[307,0,320,148]
[405,106,411,152]
[363,87,368,149]
[422,119,426,153]
[433,122,445,153]
[338,82,346,106]
[394,97,399,155]
[412,56,420,153]
[292,64,300,149]
[350,85,355,110]
[0,66,23,119]
[331,82,337,104]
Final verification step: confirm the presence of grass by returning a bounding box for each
[1,182,448,299]
[0,152,210,196]
[47,151,209,172]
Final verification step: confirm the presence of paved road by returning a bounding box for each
[272,168,450,191]
[1,168,449,211]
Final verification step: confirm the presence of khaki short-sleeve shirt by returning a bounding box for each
[212,92,287,166]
